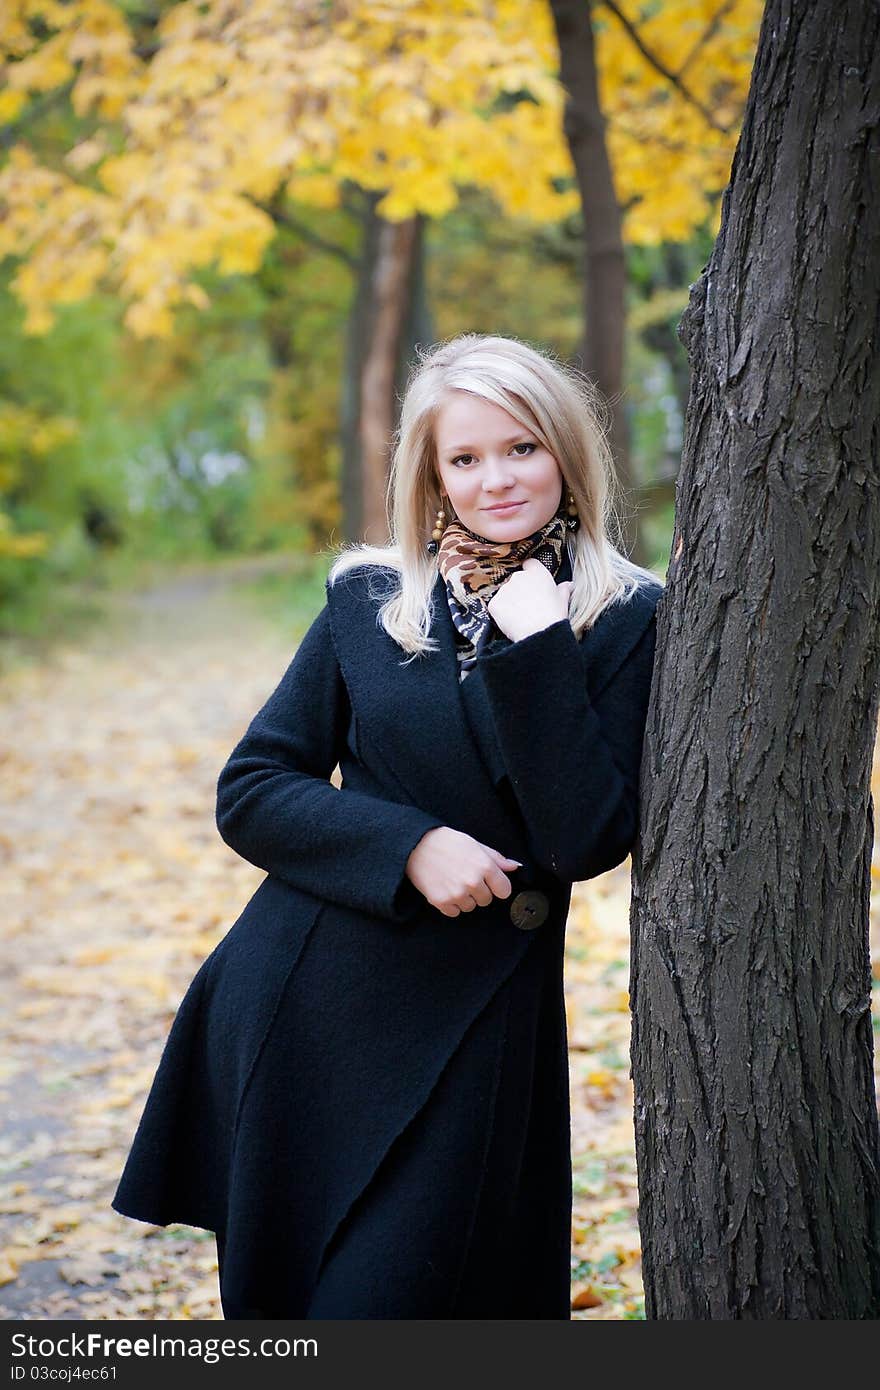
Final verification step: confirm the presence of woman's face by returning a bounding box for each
[433,391,564,542]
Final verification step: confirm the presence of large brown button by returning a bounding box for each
[509,889,549,931]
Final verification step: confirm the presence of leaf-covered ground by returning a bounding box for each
[1,561,878,1322]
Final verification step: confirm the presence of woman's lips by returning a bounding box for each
[483,501,526,512]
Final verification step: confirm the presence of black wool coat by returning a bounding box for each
[111,560,663,1319]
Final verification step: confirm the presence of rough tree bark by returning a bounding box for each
[548,0,643,565]
[630,0,880,1318]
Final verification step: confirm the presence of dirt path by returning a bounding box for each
[1,561,876,1322]
[0,560,306,1319]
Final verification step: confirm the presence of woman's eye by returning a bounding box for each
[451,443,536,466]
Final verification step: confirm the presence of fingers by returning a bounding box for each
[439,873,504,917]
[483,861,514,900]
[439,891,479,918]
[460,853,521,910]
[457,880,494,912]
[475,845,521,900]
[433,839,524,919]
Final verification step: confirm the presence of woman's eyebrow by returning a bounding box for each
[442,433,534,453]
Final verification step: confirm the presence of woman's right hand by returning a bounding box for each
[404,826,522,918]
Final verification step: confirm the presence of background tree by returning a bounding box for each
[630,0,880,1317]
[551,0,755,561]
[0,0,759,545]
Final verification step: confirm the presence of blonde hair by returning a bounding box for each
[327,332,660,659]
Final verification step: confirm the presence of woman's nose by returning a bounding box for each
[481,458,517,490]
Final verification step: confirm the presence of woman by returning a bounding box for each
[111,333,664,1319]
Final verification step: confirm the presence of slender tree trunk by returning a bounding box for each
[341,193,424,544]
[341,191,383,542]
[359,215,420,544]
[548,0,643,565]
[399,211,433,387]
[630,0,880,1319]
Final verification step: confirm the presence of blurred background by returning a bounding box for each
[0,0,765,652]
[2,0,876,1325]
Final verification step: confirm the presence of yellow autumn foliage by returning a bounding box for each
[0,0,761,335]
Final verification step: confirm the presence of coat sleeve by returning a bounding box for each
[215,603,446,924]
[474,606,658,883]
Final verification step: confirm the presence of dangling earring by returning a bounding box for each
[565,488,580,532]
[427,498,447,555]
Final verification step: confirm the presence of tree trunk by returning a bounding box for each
[340,190,384,542]
[630,0,880,1319]
[341,194,424,544]
[359,215,420,544]
[549,0,643,566]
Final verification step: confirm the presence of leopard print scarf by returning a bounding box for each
[437,504,570,679]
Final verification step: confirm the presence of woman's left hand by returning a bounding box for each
[486,557,574,643]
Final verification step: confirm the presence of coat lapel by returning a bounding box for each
[433,572,512,789]
[328,563,661,838]
[432,543,573,791]
[328,568,520,841]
